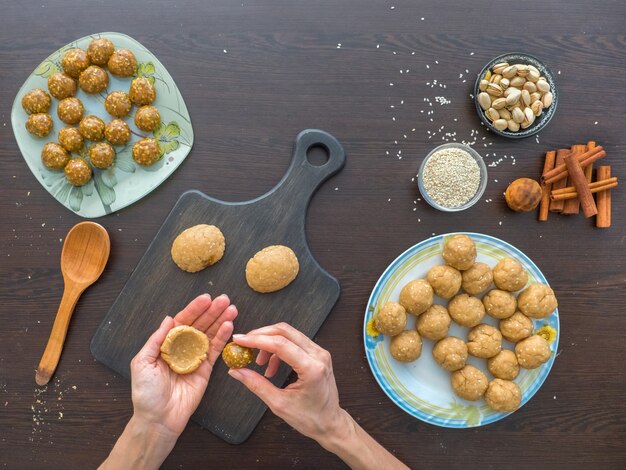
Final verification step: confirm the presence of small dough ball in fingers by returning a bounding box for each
[485,379,522,413]
[448,293,485,327]
[160,325,210,374]
[493,258,528,292]
[416,304,451,340]
[399,279,433,315]
[389,330,422,363]
[487,350,520,380]
[246,245,299,293]
[483,289,517,319]
[442,234,476,271]
[374,302,407,336]
[515,335,551,369]
[499,311,534,343]
[467,324,502,358]
[427,265,461,299]
[432,336,468,371]
[461,262,493,295]
[171,224,225,273]
[451,365,488,401]
[517,283,558,318]
[222,342,255,369]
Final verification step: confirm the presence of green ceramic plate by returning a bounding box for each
[11,32,194,218]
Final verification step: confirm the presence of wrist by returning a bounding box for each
[315,408,356,454]
[128,414,180,446]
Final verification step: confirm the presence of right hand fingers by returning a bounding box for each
[245,322,319,355]
[228,368,283,412]
[232,333,308,374]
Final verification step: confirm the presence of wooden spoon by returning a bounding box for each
[35,222,110,386]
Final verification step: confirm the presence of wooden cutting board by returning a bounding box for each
[91,129,345,444]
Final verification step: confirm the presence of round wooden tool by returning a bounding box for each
[35,222,110,386]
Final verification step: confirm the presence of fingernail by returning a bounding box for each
[228,369,243,380]
[160,316,171,327]
[232,334,245,339]
[203,293,212,299]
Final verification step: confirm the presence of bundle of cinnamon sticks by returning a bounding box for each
[538,141,615,227]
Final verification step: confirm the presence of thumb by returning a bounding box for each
[135,316,175,365]
[228,368,282,410]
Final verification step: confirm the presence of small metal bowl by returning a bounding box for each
[474,52,558,139]
[418,143,488,212]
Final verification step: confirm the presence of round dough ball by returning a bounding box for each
[89,142,116,169]
[79,115,106,141]
[432,336,468,371]
[129,77,156,106]
[517,284,558,319]
[374,302,407,336]
[48,73,77,100]
[416,305,451,340]
[222,342,255,369]
[485,379,522,413]
[58,126,84,152]
[79,65,109,94]
[134,105,161,132]
[515,335,551,369]
[160,325,209,375]
[245,245,299,293]
[451,365,488,401]
[399,279,433,315]
[132,138,161,165]
[467,324,502,358]
[493,258,528,292]
[105,91,132,117]
[57,97,84,124]
[499,311,534,343]
[41,142,70,170]
[442,234,476,271]
[483,289,517,319]
[87,38,115,65]
[461,262,493,295]
[61,48,90,78]
[487,350,520,380]
[427,265,461,299]
[107,49,137,77]
[22,88,51,114]
[389,330,422,362]
[448,294,485,327]
[171,224,226,273]
[64,158,92,186]
[25,113,53,137]
[105,119,131,146]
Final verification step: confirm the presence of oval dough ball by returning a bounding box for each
[79,65,109,94]
[134,105,161,132]
[105,119,131,146]
[488,350,520,380]
[48,72,77,100]
[132,138,161,165]
[485,379,522,413]
[432,336,468,371]
[499,311,534,343]
[58,126,84,153]
[160,325,209,375]
[442,234,476,271]
[517,284,558,318]
[461,262,493,295]
[389,330,422,362]
[61,48,90,78]
[515,335,551,369]
[171,224,226,273]
[451,365,488,401]
[427,265,461,299]
[416,304,451,340]
[64,158,92,186]
[41,142,70,170]
[399,279,433,315]
[493,258,528,292]
[448,294,485,327]
[222,342,255,369]
[22,88,51,114]
[25,113,53,137]
[87,38,115,65]
[108,49,137,77]
[79,115,106,141]
[89,142,116,169]
[467,324,502,358]
[57,97,84,124]
[374,302,407,336]
[483,289,517,319]
[105,91,132,117]
[246,245,299,293]
[129,77,156,106]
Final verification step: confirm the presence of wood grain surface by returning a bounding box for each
[1,0,625,468]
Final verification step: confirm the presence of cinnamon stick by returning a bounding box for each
[538,150,556,221]
[585,141,596,184]
[596,166,612,228]
[542,146,605,185]
[551,181,617,200]
[562,145,587,214]
[551,177,618,196]
[549,149,569,212]
[562,154,598,218]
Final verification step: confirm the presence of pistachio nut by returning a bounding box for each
[500,78,510,89]
[492,97,507,110]
[477,92,491,110]
[510,76,526,88]
[486,83,503,97]
[486,107,500,121]
[490,74,502,85]
[502,65,518,79]
[498,108,512,120]
[542,91,553,108]
[492,62,509,75]
[527,64,540,74]
[536,79,550,93]
[527,70,540,82]
[512,107,525,124]
[521,89,531,107]
[523,81,537,93]
[531,100,543,116]
[493,119,508,131]
[505,88,521,106]
[524,107,536,125]
[530,91,542,103]
[507,119,520,132]
[484,70,492,81]
[479,79,489,92]
[515,64,530,77]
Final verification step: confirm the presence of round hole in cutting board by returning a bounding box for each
[306,144,329,166]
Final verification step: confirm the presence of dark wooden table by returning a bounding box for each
[1,0,625,468]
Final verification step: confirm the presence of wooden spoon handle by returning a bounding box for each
[35,285,84,386]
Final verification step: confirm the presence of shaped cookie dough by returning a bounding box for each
[442,234,476,271]
[171,224,225,273]
[487,350,520,380]
[399,279,433,315]
[484,379,522,413]
[492,257,528,292]
[389,330,422,362]
[160,325,209,374]
[432,336,468,372]
[246,245,299,293]
[499,311,534,343]
[448,293,485,327]
[482,289,517,319]
[467,324,502,358]
[375,302,407,336]
[451,365,488,401]
[515,335,551,369]
[461,262,493,295]
[416,304,451,341]
[427,265,462,299]
[517,283,558,318]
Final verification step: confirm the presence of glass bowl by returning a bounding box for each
[417,143,488,212]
